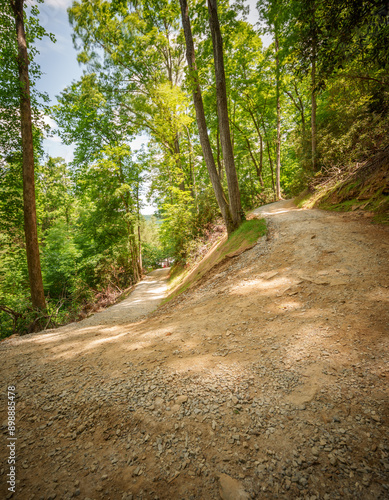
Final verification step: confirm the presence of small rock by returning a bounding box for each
[219,473,250,500]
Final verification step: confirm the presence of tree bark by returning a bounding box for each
[179,0,234,234]
[185,125,198,211]
[207,0,244,230]
[216,127,224,180]
[233,121,264,188]
[246,110,264,186]
[261,116,275,194]
[246,138,264,188]
[311,53,317,171]
[285,82,306,137]
[275,31,281,200]
[136,184,142,273]
[11,0,46,310]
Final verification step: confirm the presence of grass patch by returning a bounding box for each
[163,218,266,305]
[220,219,266,258]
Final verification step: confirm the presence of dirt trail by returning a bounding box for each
[63,268,170,329]
[1,201,389,500]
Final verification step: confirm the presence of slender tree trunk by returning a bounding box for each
[285,82,306,137]
[11,0,45,310]
[231,100,236,153]
[128,223,140,283]
[261,116,276,194]
[185,125,198,211]
[246,108,264,182]
[246,138,264,188]
[207,0,244,230]
[174,134,185,191]
[136,184,142,273]
[294,80,306,137]
[179,0,234,234]
[275,31,282,200]
[266,141,275,193]
[216,128,224,180]
[117,157,141,280]
[311,53,317,171]
[259,133,263,182]
[233,121,264,188]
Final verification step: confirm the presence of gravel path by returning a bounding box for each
[73,268,170,328]
[1,201,388,500]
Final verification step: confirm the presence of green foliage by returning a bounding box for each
[0,0,53,158]
[42,222,80,297]
[160,188,196,259]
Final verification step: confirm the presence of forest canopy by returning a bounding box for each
[1,0,388,336]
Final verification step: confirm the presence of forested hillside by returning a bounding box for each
[1,0,388,337]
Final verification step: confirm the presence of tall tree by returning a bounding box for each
[257,0,288,199]
[179,0,234,234]
[207,0,244,227]
[9,0,45,310]
[274,29,282,198]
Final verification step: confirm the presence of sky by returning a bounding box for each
[30,0,266,213]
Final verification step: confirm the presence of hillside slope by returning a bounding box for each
[1,200,388,500]
[298,145,389,223]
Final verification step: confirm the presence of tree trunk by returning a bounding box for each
[261,117,276,195]
[285,81,306,137]
[233,121,264,188]
[246,108,264,185]
[185,125,198,211]
[246,138,264,188]
[137,184,142,273]
[117,156,141,281]
[12,0,46,310]
[275,31,282,200]
[179,0,234,234]
[311,54,317,171]
[207,0,244,230]
[174,133,185,191]
[216,128,224,180]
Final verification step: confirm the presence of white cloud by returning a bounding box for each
[42,114,57,129]
[43,138,75,163]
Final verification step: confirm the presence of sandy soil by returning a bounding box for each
[1,200,388,500]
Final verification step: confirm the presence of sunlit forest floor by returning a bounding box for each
[1,201,388,500]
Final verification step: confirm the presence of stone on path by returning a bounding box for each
[219,473,250,500]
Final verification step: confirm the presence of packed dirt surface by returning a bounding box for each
[71,268,170,328]
[1,200,388,500]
